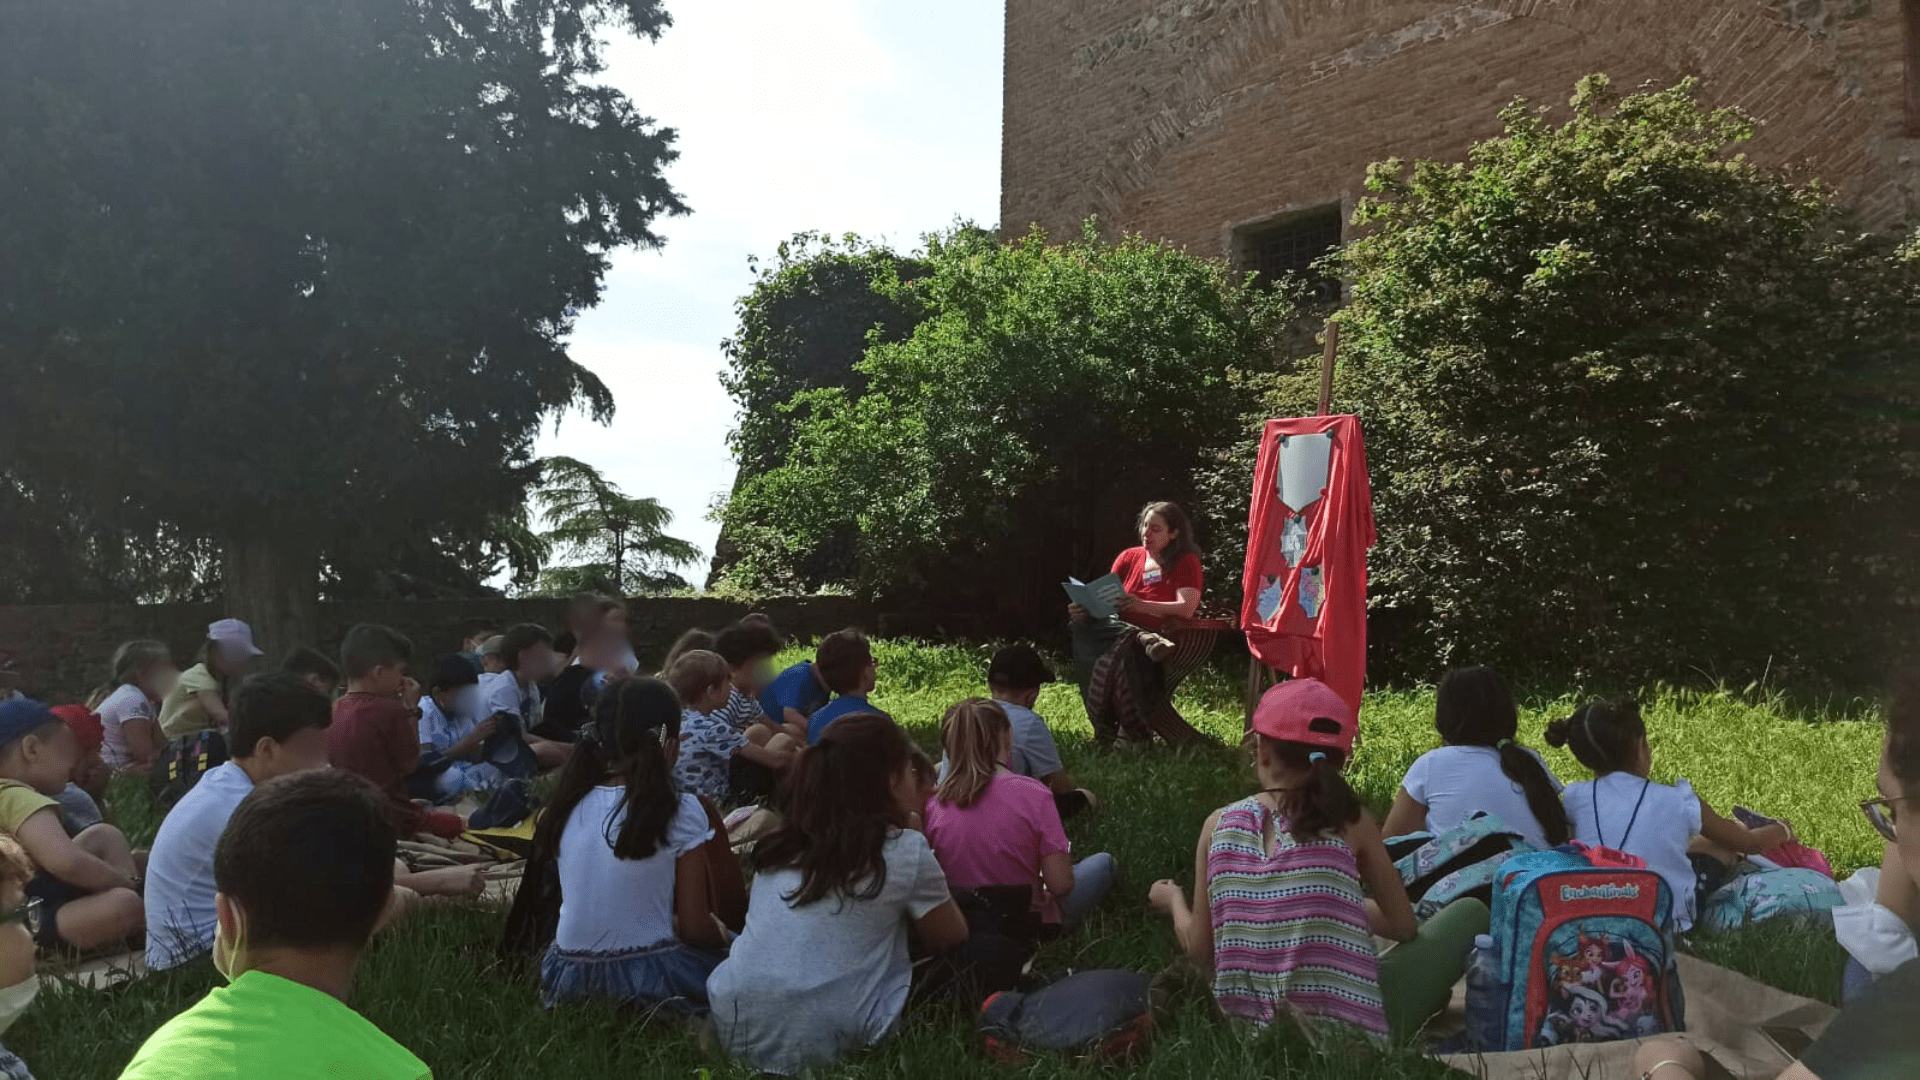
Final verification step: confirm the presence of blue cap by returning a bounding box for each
[0,698,58,748]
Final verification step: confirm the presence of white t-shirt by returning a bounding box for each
[143,761,255,969]
[97,683,156,770]
[477,671,538,765]
[1564,773,1703,930]
[554,788,711,954]
[1400,744,1565,851]
[706,829,952,1076]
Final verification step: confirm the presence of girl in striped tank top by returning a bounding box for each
[1151,678,1417,1038]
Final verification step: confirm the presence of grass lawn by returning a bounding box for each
[14,640,1884,1078]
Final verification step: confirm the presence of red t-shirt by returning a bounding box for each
[330,692,429,835]
[1111,547,1204,630]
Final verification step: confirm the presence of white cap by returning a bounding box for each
[207,618,264,658]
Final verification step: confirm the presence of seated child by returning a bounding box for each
[145,672,335,971]
[0,698,142,953]
[1151,679,1483,1042]
[707,714,970,1075]
[280,647,342,698]
[478,636,507,675]
[667,651,795,807]
[978,645,1096,821]
[710,617,786,740]
[157,619,262,740]
[757,628,860,738]
[93,639,175,775]
[328,624,463,841]
[477,624,571,771]
[926,699,1115,934]
[1546,700,1794,933]
[536,678,729,1012]
[119,770,433,1080]
[414,656,504,803]
[47,706,107,836]
[1382,666,1570,851]
[802,630,887,744]
[0,836,40,1079]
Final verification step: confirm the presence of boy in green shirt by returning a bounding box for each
[119,770,430,1079]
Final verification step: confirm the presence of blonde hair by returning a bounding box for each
[933,698,1011,810]
[89,639,172,708]
[666,649,732,705]
[0,836,31,893]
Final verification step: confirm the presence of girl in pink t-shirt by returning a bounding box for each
[925,699,1115,932]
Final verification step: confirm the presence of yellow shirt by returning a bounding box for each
[0,779,58,867]
[158,664,223,739]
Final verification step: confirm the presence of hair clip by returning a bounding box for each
[1308,751,1327,764]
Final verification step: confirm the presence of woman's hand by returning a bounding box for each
[1113,592,1136,613]
[1068,602,1089,623]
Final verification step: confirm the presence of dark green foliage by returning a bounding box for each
[528,456,698,596]
[0,0,686,629]
[1325,76,1920,684]
[718,223,1300,613]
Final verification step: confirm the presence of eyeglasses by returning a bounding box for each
[1862,796,1910,843]
[0,897,41,938]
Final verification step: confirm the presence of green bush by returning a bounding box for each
[1324,75,1920,684]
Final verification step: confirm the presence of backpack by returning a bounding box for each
[1484,846,1685,1050]
[149,729,229,813]
[1387,812,1534,919]
[978,969,1154,1063]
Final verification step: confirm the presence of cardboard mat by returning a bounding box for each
[1438,954,1835,1080]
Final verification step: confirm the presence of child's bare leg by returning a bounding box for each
[744,724,773,748]
[1632,1037,1703,1079]
[779,721,806,744]
[73,824,137,878]
[396,862,486,899]
[765,733,799,758]
[528,736,572,771]
[52,888,143,951]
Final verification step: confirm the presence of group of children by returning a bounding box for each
[0,598,1822,1077]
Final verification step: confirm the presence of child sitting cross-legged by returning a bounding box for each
[1546,700,1795,934]
[926,699,1116,937]
[119,770,433,1080]
[534,678,733,1013]
[667,650,796,808]
[413,655,504,805]
[707,714,972,1075]
[0,698,143,954]
[1150,679,1488,1042]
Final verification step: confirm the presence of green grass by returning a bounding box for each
[14,640,1882,1078]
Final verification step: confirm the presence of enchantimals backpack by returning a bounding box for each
[1486,846,1685,1050]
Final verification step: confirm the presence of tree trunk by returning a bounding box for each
[223,528,320,661]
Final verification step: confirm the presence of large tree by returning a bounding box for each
[0,0,685,653]
[528,456,698,596]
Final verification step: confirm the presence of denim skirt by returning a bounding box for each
[539,938,722,1015]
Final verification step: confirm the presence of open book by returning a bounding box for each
[1062,573,1126,621]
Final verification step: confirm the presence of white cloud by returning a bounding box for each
[533,1,1003,583]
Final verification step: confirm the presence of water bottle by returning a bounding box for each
[1464,933,1506,1052]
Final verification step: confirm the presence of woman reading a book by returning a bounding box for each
[1068,501,1212,746]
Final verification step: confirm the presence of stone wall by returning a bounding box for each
[0,596,883,702]
[1002,0,1918,255]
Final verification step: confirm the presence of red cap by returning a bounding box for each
[1250,678,1356,755]
[50,705,103,756]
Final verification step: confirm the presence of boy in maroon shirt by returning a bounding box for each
[329,623,464,839]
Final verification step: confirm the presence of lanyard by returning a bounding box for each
[1595,776,1652,850]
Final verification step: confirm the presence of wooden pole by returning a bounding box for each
[1317,319,1338,417]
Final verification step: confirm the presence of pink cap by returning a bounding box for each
[1250,677,1356,755]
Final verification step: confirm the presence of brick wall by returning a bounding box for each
[0,596,884,702]
[1003,0,1918,255]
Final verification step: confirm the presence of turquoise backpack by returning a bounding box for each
[1484,846,1685,1050]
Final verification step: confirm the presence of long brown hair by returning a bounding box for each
[530,678,683,863]
[752,713,912,907]
[933,698,1010,810]
[1139,500,1200,570]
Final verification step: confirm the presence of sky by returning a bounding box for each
[533,2,1004,585]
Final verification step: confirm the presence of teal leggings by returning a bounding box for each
[1377,897,1491,1043]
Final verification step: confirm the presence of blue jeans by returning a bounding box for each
[1059,852,1117,930]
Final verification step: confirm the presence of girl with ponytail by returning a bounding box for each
[1383,666,1572,850]
[535,676,729,1012]
[1150,678,1483,1041]
[1545,700,1794,933]
[707,714,970,1075]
